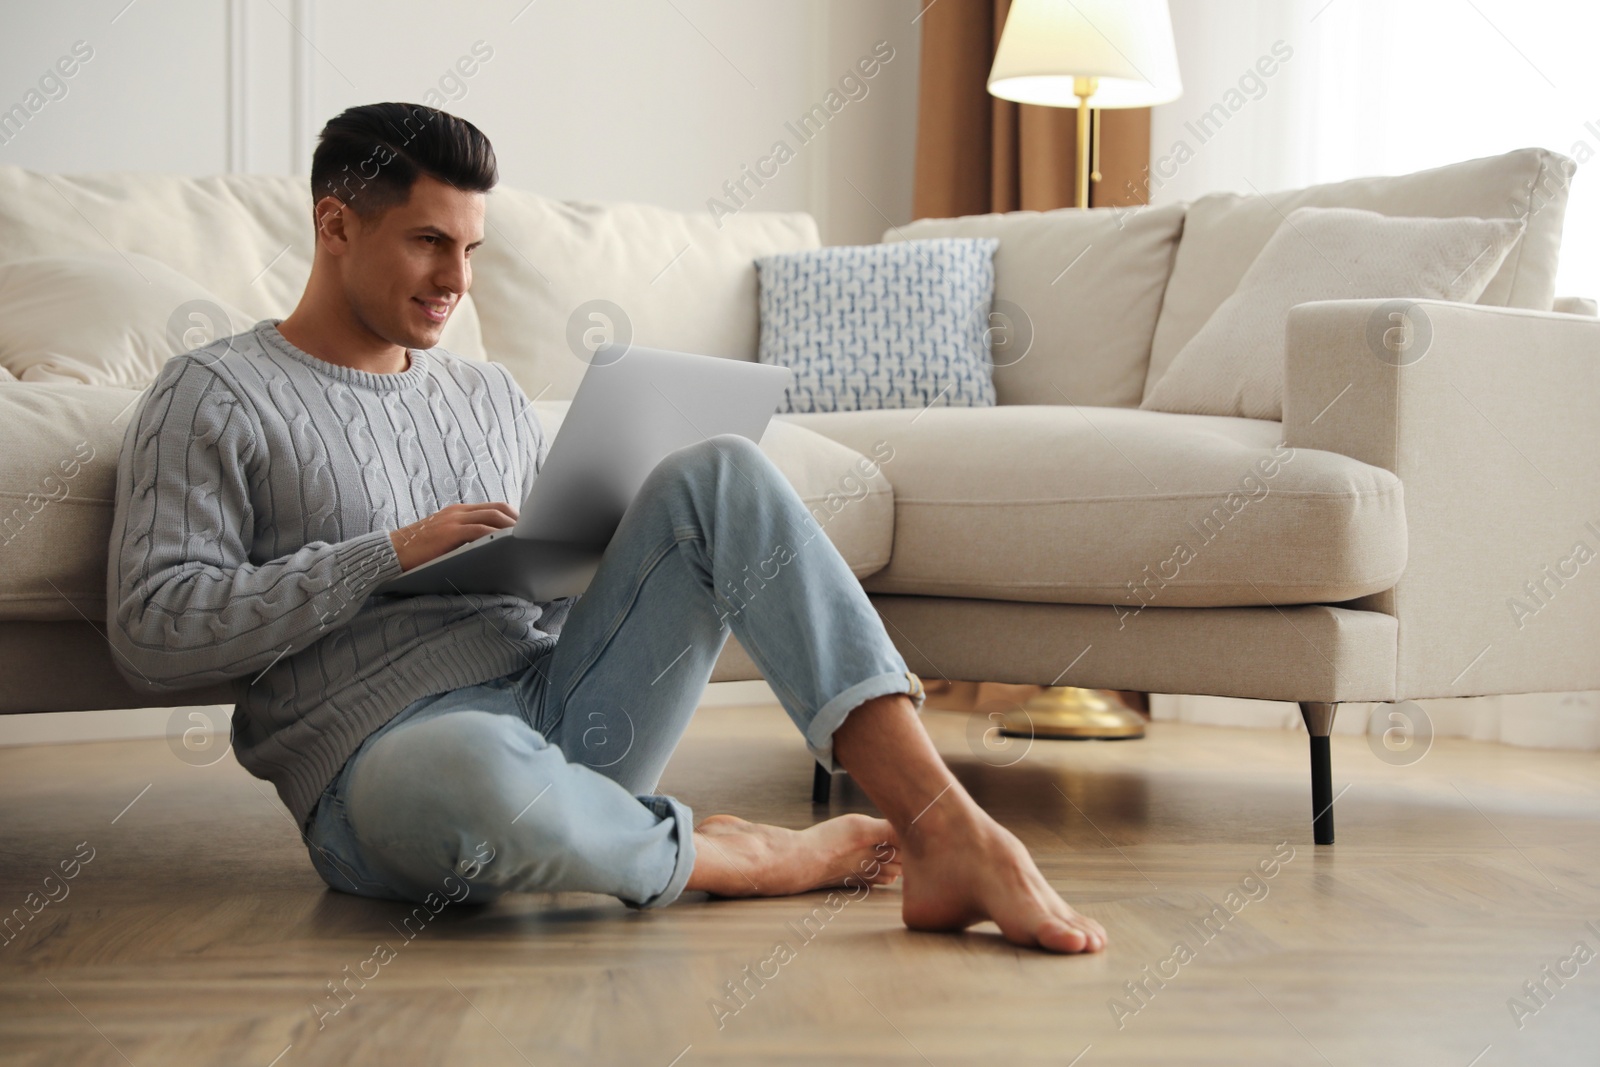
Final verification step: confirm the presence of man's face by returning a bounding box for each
[322,173,485,351]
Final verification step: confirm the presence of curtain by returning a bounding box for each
[911,0,1152,219]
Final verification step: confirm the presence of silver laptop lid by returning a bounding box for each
[511,344,792,544]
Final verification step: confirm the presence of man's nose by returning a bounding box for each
[436,253,470,294]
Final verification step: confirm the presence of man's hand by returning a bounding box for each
[389,502,518,572]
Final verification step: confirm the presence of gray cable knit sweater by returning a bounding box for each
[106,318,569,830]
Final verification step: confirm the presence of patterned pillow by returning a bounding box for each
[754,237,1000,412]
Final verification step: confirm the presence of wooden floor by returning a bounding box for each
[1,704,1597,1066]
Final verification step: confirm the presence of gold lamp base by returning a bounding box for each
[999,686,1146,741]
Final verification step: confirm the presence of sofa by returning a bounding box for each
[3,146,1595,845]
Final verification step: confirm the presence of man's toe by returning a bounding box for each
[1036,917,1090,953]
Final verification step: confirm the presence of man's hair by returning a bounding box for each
[309,102,497,222]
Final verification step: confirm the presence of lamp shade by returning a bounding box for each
[988,0,1183,108]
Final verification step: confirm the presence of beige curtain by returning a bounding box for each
[912,0,1152,219]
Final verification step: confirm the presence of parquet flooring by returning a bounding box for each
[2,705,1596,1065]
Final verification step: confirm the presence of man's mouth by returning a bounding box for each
[414,297,452,324]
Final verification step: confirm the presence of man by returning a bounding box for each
[106,102,1105,954]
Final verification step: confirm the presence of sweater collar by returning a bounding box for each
[255,318,430,392]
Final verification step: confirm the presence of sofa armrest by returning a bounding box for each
[1283,298,1600,700]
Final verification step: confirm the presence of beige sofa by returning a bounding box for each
[2,147,1594,845]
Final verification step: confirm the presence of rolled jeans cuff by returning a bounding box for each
[625,792,697,911]
[804,669,927,775]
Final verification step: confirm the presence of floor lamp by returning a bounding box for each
[988,0,1183,208]
[986,0,1183,737]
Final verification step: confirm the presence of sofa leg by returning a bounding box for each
[812,761,832,805]
[1299,701,1339,845]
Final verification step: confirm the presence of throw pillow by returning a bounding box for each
[754,237,1000,412]
[1140,206,1526,420]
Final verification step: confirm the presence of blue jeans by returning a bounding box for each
[303,434,925,911]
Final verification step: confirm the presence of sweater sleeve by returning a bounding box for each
[106,356,404,693]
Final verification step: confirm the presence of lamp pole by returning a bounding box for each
[1073,75,1098,208]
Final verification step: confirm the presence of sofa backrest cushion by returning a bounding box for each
[472,188,819,401]
[1144,147,1576,400]
[0,253,251,387]
[886,202,1185,408]
[0,165,488,366]
[0,165,319,322]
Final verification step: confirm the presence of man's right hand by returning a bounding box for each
[389,502,518,572]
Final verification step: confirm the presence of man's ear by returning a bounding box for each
[313,195,354,256]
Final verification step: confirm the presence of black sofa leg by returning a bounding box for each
[812,761,832,804]
[1299,701,1339,845]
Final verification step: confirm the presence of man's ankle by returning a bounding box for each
[899,784,987,848]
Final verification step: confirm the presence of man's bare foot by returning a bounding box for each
[899,800,1106,954]
[685,813,902,898]
[826,691,1107,954]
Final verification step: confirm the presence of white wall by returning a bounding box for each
[0,0,922,244]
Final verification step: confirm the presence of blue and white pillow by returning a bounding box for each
[754,237,1000,413]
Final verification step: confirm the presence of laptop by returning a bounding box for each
[375,343,794,602]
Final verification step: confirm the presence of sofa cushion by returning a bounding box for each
[887,202,1185,408]
[755,238,1000,412]
[780,405,1406,610]
[471,188,819,403]
[1145,147,1576,399]
[0,383,142,623]
[0,387,892,624]
[1141,207,1525,420]
[0,165,489,365]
